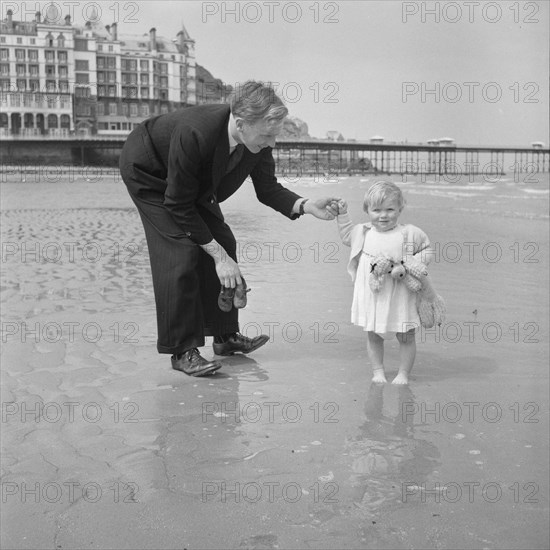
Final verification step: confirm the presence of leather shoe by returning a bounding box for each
[213,332,269,356]
[171,348,222,376]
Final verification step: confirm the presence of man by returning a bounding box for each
[120,81,338,377]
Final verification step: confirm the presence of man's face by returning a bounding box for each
[236,117,283,154]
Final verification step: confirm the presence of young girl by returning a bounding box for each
[336,181,434,384]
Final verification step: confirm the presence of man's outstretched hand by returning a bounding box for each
[305,197,341,220]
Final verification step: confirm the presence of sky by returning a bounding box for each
[9,0,548,146]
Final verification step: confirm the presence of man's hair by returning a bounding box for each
[363,180,406,212]
[229,80,288,124]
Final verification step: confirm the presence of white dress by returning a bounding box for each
[351,224,422,339]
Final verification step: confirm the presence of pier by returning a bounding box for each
[1,136,548,177]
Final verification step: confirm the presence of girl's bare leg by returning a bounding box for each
[393,329,416,384]
[367,331,386,383]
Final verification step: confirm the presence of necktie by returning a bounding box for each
[225,144,244,174]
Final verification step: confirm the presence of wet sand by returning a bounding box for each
[1,172,548,549]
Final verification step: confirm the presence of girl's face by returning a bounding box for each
[367,197,402,231]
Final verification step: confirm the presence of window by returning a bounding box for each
[75,60,88,71]
[59,81,69,92]
[58,51,67,63]
[140,74,149,85]
[75,38,88,51]
[57,35,65,48]
[108,45,113,52]
[97,103,104,115]
[98,45,103,52]
[76,73,89,84]
[75,87,90,98]
[29,65,38,76]
[29,80,39,91]
[45,50,55,62]
[0,64,9,75]
[130,103,137,116]
[16,79,26,90]
[28,50,38,61]
[109,102,117,115]
[46,80,56,91]
[16,65,25,75]
[108,72,115,83]
[98,122,108,129]
[97,57,104,69]
[140,87,149,99]
[161,104,168,114]
[0,49,8,60]
[122,86,136,100]
[16,37,22,44]
[30,38,35,45]
[122,59,136,71]
[140,104,149,116]
[108,57,116,68]
[59,66,68,77]
[47,114,58,128]
[46,65,55,76]
[108,86,115,97]
[76,104,91,116]
[140,60,148,71]
[0,79,11,91]
[98,85,105,96]
[15,49,25,60]
[122,103,128,116]
[160,77,168,88]
[160,63,167,74]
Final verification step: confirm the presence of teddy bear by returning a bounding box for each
[369,256,393,292]
[370,255,427,293]
[416,274,446,328]
[370,255,445,327]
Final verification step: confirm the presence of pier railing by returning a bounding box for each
[1,135,548,176]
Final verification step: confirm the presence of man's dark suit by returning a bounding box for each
[119,104,302,354]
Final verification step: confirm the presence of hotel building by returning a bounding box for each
[0,7,198,137]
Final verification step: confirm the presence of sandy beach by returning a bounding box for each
[1,171,548,549]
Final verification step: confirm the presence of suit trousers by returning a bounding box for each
[119,131,239,354]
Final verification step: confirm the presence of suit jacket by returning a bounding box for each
[127,103,302,245]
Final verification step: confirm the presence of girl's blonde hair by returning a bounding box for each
[363,180,405,212]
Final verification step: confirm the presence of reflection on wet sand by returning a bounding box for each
[346,383,440,517]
